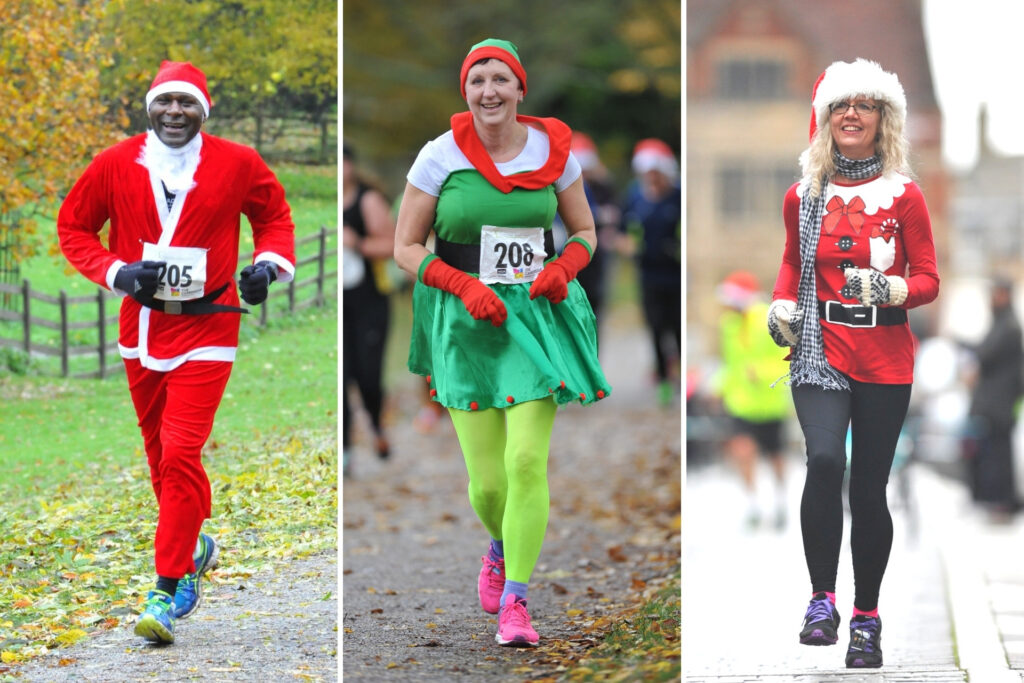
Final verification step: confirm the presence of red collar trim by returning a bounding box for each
[450,111,571,194]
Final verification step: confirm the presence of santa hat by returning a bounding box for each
[460,38,527,99]
[146,60,212,118]
[571,132,600,171]
[631,138,677,180]
[717,270,761,309]
[808,58,905,142]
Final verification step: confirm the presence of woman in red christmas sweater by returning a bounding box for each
[768,59,939,669]
[58,61,295,644]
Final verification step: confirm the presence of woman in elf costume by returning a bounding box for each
[394,38,610,647]
[768,59,939,668]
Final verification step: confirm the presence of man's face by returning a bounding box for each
[148,92,204,147]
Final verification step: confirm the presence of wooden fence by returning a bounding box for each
[0,226,336,379]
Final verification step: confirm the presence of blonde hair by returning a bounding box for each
[800,100,912,197]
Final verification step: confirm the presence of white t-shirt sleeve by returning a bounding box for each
[555,151,582,193]
[406,138,449,197]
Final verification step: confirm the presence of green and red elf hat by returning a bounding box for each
[459,38,528,98]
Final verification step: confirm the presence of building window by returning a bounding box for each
[716,58,787,100]
[716,163,797,222]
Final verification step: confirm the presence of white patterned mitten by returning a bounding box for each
[843,268,907,306]
[767,299,803,347]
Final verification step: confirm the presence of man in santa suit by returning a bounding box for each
[58,61,296,644]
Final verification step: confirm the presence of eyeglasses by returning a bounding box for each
[830,101,879,115]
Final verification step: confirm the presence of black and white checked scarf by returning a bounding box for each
[789,152,883,391]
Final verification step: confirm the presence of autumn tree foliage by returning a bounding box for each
[0,0,124,262]
[99,0,337,156]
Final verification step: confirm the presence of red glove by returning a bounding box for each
[421,257,507,327]
[529,239,592,304]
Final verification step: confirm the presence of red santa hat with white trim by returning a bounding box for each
[808,58,905,142]
[145,60,213,118]
[631,138,677,181]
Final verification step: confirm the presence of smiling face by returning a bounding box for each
[148,92,205,147]
[829,97,880,160]
[464,58,522,127]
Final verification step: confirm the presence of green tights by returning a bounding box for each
[448,397,556,584]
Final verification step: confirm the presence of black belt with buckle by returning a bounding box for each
[435,231,555,273]
[818,300,906,328]
[134,283,249,315]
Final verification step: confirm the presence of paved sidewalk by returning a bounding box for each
[684,452,1024,681]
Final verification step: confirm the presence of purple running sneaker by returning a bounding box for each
[495,594,539,647]
[846,615,883,668]
[799,592,840,645]
[478,554,506,614]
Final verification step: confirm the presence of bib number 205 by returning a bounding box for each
[157,263,194,288]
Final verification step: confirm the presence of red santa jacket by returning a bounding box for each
[58,133,295,371]
[773,173,940,384]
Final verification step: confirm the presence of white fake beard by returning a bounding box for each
[138,129,203,194]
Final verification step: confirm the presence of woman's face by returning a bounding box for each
[829,96,880,160]
[464,59,521,127]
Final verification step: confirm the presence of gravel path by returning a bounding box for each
[342,311,681,681]
[7,551,337,682]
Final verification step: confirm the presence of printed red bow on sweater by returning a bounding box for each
[823,196,866,235]
[870,218,899,243]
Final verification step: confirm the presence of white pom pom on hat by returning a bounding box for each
[807,58,906,142]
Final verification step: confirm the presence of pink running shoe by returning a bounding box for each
[478,555,506,614]
[495,594,539,647]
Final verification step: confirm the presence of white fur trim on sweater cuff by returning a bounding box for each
[886,275,908,306]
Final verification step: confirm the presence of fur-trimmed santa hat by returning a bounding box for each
[808,58,905,142]
[146,60,212,118]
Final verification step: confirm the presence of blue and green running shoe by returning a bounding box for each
[134,589,175,644]
[171,533,220,619]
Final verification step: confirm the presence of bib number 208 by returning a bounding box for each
[493,241,535,269]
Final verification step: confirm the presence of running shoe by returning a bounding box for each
[134,589,175,644]
[799,592,840,645]
[495,594,539,647]
[171,533,220,619]
[846,615,883,668]
[478,554,506,614]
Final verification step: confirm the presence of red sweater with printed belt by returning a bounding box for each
[772,173,939,384]
[58,133,295,370]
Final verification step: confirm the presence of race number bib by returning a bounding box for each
[478,226,546,285]
[141,242,208,301]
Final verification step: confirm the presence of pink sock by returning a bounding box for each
[852,606,879,618]
[825,592,836,605]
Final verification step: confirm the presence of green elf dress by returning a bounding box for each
[407,112,611,411]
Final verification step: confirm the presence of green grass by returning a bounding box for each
[0,303,336,494]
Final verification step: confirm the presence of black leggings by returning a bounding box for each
[792,378,911,612]
[342,287,389,449]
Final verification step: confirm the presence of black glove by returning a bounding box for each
[238,261,279,305]
[114,260,165,299]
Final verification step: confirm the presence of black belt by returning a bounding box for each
[135,283,249,315]
[818,300,906,328]
[435,231,555,273]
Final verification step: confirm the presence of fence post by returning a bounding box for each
[317,226,326,305]
[288,277,296,312]
[59,290,69,377]
[22,279,30,354]
[97,289,107,379]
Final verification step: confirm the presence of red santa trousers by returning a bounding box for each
[124,358,233,578]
